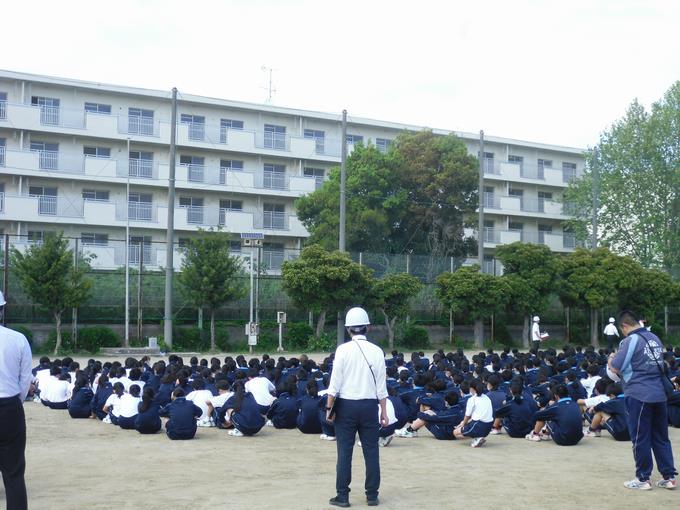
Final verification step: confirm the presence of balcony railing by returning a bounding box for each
[0,192,4,213]
[129,159,154,178]
[263,211,285,229]
[184,164,205,183]
[483,192,500,209]
[186,122,205,141]
[483,227,501,243]
[0,101,6,120]
[35,195,57,215]
[185,205,204,224]
[261,249,285,270]
[128,244,152,265]
[37,151,59,170]
[262,171,287,190]
[126,116,156,136]
[0,146,5,167]
[563,232,576,248]
[483,158,499,174]
[39,106,60,126]
[128,202,153,221]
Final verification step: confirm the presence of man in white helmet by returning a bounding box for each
[326,307,388,508]
[0,290,32,510]
[531,316,541,352]
[603,317,620,352]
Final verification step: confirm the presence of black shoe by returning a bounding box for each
[329,497,350,508]
[367,497,379,506]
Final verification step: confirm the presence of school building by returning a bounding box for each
[0,69,584,274]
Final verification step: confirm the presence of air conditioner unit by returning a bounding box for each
[243,238,252,246]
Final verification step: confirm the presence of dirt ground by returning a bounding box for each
[4,355,680,510]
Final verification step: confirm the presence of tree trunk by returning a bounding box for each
[522,315,530,349]
[590,308,599,347]
[210,308,216,352]
[315,310,327,338]
[449,309,454,345]
[382,311,394,349]
[565,306,571,343]
[54,311,62,355]
[198,307,203,330]
[474,319,483,348]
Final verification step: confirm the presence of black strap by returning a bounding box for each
[354,338,378,400]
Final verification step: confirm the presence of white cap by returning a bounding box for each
[609,317,615,323]
[0,290,5,307]
[345,307,370,327]
[532,316,540,322]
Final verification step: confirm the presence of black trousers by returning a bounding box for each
[0,396,28,510]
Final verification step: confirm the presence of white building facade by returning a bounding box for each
[0,70,584,273]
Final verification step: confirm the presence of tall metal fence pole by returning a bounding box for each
[137,245,143,342]
[72,238,78,349]
[164,87,178,349]
[3,233,8,326]
[337,109,348,346]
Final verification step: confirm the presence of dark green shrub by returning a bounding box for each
[401,324,429,349]
[41,330,74,354]
[78,327,120,353]
[172,327,208,351]
[215,327,230,352]
[284,322,314,350]
[255,330,279,353]
[307,333,336,352]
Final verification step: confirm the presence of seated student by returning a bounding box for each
[401,373,429,423]
[584,383,629,440]
[318,389,336,441]
[159,388,203,440]
[297,379,322,434]
[266,380,298,429]
[67,377,94,419]
[577,379,609,419]
[396,392,464,440]
[244,368,276,415]
[118,384,143,430]
[485,374,507,415]
[581,364,602,398]
[41,369,71,410]
[395,370,413,395]
[492,381,535,438]
[453,381,494,447]
[565,371,587,401]
[103,382,126,425]
[125,367,145,393]
[135,387,162,434]
[154,372,176,408]
[668,376,680,428]
[186,378,214,427]
[223,381,266,437]
[526,384,583,445]
[386,386,409,440]
[91,374,113,420]
[207,380,234,428]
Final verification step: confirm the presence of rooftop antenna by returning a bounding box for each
[261,65,276,103]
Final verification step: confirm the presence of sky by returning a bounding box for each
[1,0,679,148]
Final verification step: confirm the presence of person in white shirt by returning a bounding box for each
[603,317,620,352]
[326,307,388,508]
[244,369,276,414]
[103,382,125,425]
[207,380,233,427]
[186,379,215,427]
[0,290,32,510]
[531,316,542,352]
[117,384,142,429]
[454,380,494,447]
[40,367,71,410]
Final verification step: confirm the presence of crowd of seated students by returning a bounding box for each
[26,345,680,446]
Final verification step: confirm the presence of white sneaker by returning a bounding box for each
[228,428,244,437]
[470,437,486,448]
[322,435,336,441]
[379,435,394,447]
[490,428,502,435]
[266,419,274,427]
[656,478,677,490]
[525,431,541,442]
[624,478,652,490]
[583,428,600,437]
[357,440,362,447]
[395,427,416,438]
[33,395,41,403]
[320,433,328,440]
[102,415,112,424]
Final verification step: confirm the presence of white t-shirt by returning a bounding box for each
[35,368,52,390]
[118,393,141,418]
[581,394,609,408]
[186,389,214,420]
[531,322,541,342]
[126,380,145,394]
[104,394,122,417]
[603,324,619,336]
[245,377,276,406]
[42,378,71,403]
[208,392,233,409]
[465,394,493,423]
[581,375,601,398]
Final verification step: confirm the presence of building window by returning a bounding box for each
[346,134,363,145]
[81,233,108,246]
[263,124,286,150]
[0,138,5,167]
[179,155,205,182]
[229,240,242,254]
[29,186,58,215]
[219,199,243,225]
[263,203,285,229]
[30,141,59,170]
[82,189,109,201]
[0,92,7,120]
[262,242,285,270]
[482,152,495,173]
[562,162,577,183]
[31,96,60,125]
[376,138,393,153]
[179,196,204,224]
[537,191,553,213]
[219,159,244,184]
[27,230,45,244]
[83,146,111,158]
[84,102,111,114]
[129,151,153,178]
[129,236,151,264]
[128,193,152,221]
[180,114,205,141]
[220,118,244,143]
[304,129,325,153]
[128,107,154,135]
[303,167,325,190]
[483,185,497,208]
[508,154,524,172]
[537,159,552,180]
[263,163,286,189]
[538,224,553,244]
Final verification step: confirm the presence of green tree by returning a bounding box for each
[11,232,92,354]
[178,230,246,351]
[281,244,373,338]
[436,265,509,347]
[495,242,558,347]
[296,130,478,257]
[618,267,676,325]
[370,273,423,349]
[565,82,680,273]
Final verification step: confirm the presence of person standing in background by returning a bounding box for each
[326,307,389,508]
[0,290,33,510]
[603,317,620,352]
[531,316,541,352]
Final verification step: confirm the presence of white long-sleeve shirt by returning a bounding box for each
[0,325,33,400]
[603,324,619,337]
[328,336,388,401]
[531,322,541,342]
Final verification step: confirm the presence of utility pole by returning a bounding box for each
[125,137,131,348]
[2,234,8,326]
[137,244,143,343]
[478,130,485,269]
[337,109,348,346]
[591,147,599,249]
[72,238,78,349]
[164,87,178,349]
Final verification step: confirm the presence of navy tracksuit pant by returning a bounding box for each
[334,398,380,502]
[625,396,677,481]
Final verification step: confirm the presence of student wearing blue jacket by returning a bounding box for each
[224,381,265,437]
[153,373,176,408]
[159,388,202,440]
[584,383,629,441]
[135,387,162,434]
[68,377,94,419]
[396,392,463,439]
[525,384,583,445]
[90,374,113,420]
[485,374,507,415]
[318,392,336,441]
[266,380,298,429]
[400,374,428,422]
[492,381,535,438]
[668,377,680,428]
[297,380,322,434]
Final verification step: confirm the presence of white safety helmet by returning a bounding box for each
[532,316,540,322]
[609,317,615,323]
[0,290,5,307]
[345,307,370,327]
